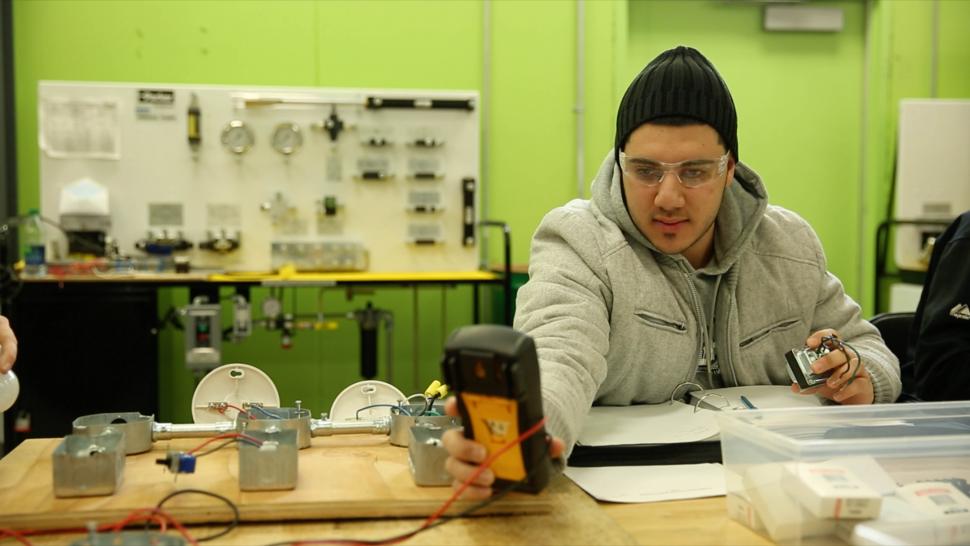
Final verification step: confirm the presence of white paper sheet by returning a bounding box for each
[40,97,120,159]
[576,401,720,446]
[689,385,824,411]
[564,463,726,503]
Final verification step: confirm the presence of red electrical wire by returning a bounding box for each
[0,528,32,546]
[217,402,254,420]
[0,506,198,545]
[115,507,197,546]
[187,432,263,455]
[286,416,548,546]
[112,508,167,533]
[421,416,547,529]
[1,417,547,546]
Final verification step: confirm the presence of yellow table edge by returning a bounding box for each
[207,270,502,282]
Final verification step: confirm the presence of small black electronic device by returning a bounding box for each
[441,324,549,494]
[785,345,833,390]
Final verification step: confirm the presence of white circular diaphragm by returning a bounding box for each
[0,370,18,413]
[329,380,406,422]
[191,363,280,423]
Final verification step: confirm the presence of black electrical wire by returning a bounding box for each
[355,403,410,419]
[259,440,555,546]
[152,306,184,334]
[258,478,523,546]
[155,488,241,543]
[423,394,440,416]
[821,334,863,387]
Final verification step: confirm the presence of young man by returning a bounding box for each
[443,46,901,497]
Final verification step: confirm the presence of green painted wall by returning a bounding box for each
[862,0,970,314]
[11,1,970,420]
[156,285,474,423]
[11,0,621,422]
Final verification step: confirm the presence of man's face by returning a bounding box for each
[620,123,735,269]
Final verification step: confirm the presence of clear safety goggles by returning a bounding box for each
[619,151,730,188]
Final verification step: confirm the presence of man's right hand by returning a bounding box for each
[441,397,565,499]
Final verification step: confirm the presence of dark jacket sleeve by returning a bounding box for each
[911,211,970,401]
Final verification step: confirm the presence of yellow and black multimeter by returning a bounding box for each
[441,324,549,494]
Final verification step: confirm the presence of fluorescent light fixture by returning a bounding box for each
[763,5,844,32]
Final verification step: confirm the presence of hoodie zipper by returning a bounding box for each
[716,267,739,386]
[682,268,717,384]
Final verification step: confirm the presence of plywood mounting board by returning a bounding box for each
[0,435,551,530]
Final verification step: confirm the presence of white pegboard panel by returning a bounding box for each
[39,82,480,273]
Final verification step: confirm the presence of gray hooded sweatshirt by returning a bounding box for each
[514,154,902,451]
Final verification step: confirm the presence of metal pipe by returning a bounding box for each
[383,309,394,386]
[859,0,872,313]
[152,421,236,440]
[576,0,586,199]
[310,417,390,437]
[413,286,419,393]
[930,0,939,98]
[480,0,492,268]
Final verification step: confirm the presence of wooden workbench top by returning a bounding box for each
[0,436,780,545]
[0,436,635,545]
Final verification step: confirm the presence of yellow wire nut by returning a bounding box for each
[424,380,442,398]
[434,384,449,398]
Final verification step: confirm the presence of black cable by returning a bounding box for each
[821,335,863,387]
[257,478,523,546]
[839,339,863,387]
[259,439,555,546]
[155,488,241,543]
[151,306,184,334]
[422,395,438,416]
[355,403,409,419]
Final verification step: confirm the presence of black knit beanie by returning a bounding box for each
[615,46,738,164]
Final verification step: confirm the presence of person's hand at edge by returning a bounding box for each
[0,315,18,374]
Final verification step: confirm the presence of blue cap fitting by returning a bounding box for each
[177,453,197,473]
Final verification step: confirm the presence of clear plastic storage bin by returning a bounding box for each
[717,401,970,546]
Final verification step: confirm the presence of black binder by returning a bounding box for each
[567,439,722,467]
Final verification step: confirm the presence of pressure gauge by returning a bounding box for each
[262,297,282,319]
[271,123,303,156]
[221,120,255,155]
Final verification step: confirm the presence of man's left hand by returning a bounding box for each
[790,328,874,405]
